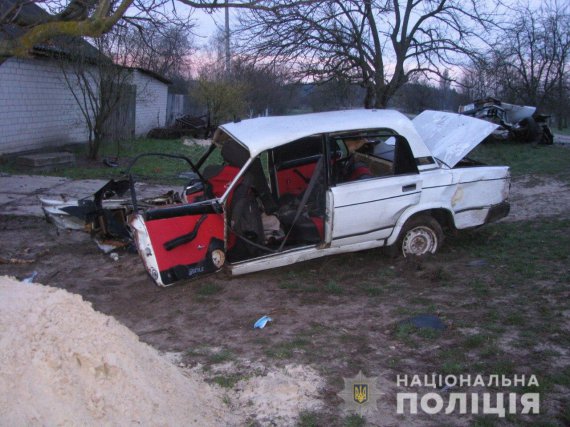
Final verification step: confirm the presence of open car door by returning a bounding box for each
[130,201,226,287]
[124,153,227,287]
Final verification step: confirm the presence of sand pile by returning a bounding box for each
[0,276,235,426]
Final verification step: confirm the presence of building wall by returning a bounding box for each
[0,57,89,154]
[132,70,168,136]
[0,58,169,155]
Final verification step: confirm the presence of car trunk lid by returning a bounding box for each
[412,110,499,168]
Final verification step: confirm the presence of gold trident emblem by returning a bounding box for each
[353,384,368,404]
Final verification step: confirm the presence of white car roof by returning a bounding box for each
[219,109,432,158]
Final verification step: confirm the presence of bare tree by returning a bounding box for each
[0,0,134,59]
[119,22,195,79]
[0,0,317,60]
[59,33,133,160]
[459,1,569,127]
[193,54,247,128]
[492,1,570,109]
[231,57,292,116]
[237,0,497,108]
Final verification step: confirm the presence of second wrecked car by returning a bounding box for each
[459,98,553,144]
[42,109,510,287]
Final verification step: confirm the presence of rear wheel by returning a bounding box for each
[397,215,444,257]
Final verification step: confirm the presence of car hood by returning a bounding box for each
[412,110,499,168]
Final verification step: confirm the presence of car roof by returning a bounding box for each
[219,109,428,158]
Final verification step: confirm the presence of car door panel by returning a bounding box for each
[130,210,224,287]
[330,175,422,246]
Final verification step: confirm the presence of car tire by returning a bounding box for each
[517,117,540,143]
[396,215,444,257]
[539,125,554,145]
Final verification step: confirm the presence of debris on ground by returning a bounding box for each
[403,314,447,330]
[253,315,273,329]
[147,115,210,139]
[21,271,38,283]
[467,259,488,267]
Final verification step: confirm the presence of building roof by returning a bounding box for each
[131,67,172,85]
[219,109,430,158]
[0,0,101,60]
[0,1,170,85]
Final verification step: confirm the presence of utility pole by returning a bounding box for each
[225,0,231,75]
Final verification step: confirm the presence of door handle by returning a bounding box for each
[402,184,416,192]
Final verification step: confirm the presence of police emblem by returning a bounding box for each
[353,384,368,404]
[338,371,381,415]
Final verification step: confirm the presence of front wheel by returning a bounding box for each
[397,215,444,257]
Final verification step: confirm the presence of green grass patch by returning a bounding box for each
[325,280,343,295]
[0,138,216,183]
[462,333,493,350]
[446,219,570,283]
[210,373,243,388]
[394,322,442,346]
[554,127,570,136]
[359,283,384,296]
[265,338,309,359]
[196,282,224,296]
[470,141,570,178]
[343,414,366,427]
[208,348,234,364]
[296,411,320,427]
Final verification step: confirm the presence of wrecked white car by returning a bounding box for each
[41,109,510,287]
[459,98,553,145]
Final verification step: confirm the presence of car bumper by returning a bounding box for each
[484,201,510,224]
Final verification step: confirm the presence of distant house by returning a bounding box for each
[0,1,170,155]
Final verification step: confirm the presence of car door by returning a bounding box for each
[130,201,226,287]
[327,134,422,247]
[329,175,422,246]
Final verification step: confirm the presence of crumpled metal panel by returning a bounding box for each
[412,110,499,168]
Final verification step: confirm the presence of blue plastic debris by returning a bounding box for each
[404,314,446,330]
[254,315,272,329]
[22,271,38,284]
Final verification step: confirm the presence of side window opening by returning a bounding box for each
[330,130,418,185]
[393,137,419,175]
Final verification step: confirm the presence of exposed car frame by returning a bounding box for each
[459,97,553,145]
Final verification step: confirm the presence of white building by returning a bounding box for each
[0,55,170,155]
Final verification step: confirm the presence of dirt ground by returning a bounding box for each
[1,173,569,426]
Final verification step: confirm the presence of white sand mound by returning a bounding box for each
[0,276,236,426]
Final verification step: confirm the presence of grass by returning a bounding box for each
[296,411,320,427]
[196,282,224,296]
[343,414,366,427]
[445,218,570,283]
[469,140,570,178]
[265,337,310,359]
[208,348,234,364]
[210,373,244,388]
[553,127,570,136]
[0,138,215,182]
[325,280,343,295]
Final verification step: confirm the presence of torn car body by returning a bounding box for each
[41,109,510,287]
[459,98,553,145]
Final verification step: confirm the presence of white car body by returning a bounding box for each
[41,109,510,287]
[215,110,509,277]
